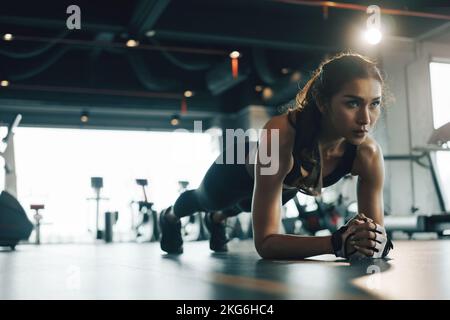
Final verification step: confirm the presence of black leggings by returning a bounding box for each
[173,142,298,218]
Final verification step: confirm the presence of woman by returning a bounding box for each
[159,52,393,260]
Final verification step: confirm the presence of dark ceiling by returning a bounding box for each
[0,0,449,130]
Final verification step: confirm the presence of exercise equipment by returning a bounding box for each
[384,146,449,213]
[226,212,253,240]
[281,175,357,236]
[0,191,33,249]
[30,204,44,244]
[87,177,109,240]
[104,211,118,243]
[286,194,345,236]
[0,114,33,250]
[384,122,450,237]
[130,179,159,242]
[304,197,341,234]
[385,214,450,238]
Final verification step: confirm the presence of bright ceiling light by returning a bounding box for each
[3,33,13,41]
[80,111,89,123]
[262,87,273,100]
[229,51,240,59]
[170,114,180,126]
[184,90,194,98]
[126,39,139,47]
[364,28,382,45]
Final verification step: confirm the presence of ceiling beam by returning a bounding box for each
[0,110,215,132]
[154,30,341,52]
[0,16,126,33]
[416,21,450,41]
[0,98,218,118]
[128,0,171,37]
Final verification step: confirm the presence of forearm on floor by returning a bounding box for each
[256,233,334,260]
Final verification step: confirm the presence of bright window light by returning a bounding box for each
[430,62,450,209]
[430,62,450,129]
[7,128,219,243]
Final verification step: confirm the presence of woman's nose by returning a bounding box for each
[357,107,370,125]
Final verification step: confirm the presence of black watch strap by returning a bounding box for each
[331,226,348,257]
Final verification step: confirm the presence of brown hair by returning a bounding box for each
[288,52,385,194]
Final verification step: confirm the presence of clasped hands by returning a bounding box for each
[340,213,389,259]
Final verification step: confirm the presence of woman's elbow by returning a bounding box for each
[255,245,271,259]
[255,234,277,259]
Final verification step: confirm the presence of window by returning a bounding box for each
[429,62,450,209]
[11,127,219,243]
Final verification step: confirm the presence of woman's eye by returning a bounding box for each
[371,101,381,108]
[347,101,359,108]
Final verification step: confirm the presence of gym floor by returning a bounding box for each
[1,239,449,300]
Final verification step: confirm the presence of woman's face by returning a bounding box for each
[324,77,382,145]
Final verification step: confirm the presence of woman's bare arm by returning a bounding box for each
[252,118,334,259]
[353,138,385,225]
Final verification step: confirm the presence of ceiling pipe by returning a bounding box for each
[271,0,450,21]
[149,38,212,71]
[128,0,171,37]
[0,16,126,33]
[253,48,285,85]
[0,30,69,59]
[9,46,70,81]
[5,83,184,100]
[128,51,182,91]
[154,30,341,52]
[7,35,228,56]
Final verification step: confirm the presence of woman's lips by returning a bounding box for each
[352,130,367,137]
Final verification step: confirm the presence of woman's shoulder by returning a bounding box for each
[356,136,382,158]
[352,136,384,175]
[262,113,296,152]
[264,113,296,139]
[258,113,295,174]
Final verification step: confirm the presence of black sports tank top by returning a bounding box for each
[283,110,357,195]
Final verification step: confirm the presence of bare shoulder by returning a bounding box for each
[257,113,295,177]
[352,136,384,176]
[264,113,289,129]
[357,136,382,159]
[263,113,295,147]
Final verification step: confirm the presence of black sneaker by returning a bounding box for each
[159,207,183,254]
[204,212,229,252]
